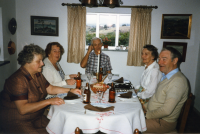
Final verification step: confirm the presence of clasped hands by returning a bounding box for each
[65,74,78,85]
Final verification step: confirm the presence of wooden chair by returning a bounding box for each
[134,128,142,134]
[176,93,193,133]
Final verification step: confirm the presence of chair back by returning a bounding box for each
[134,128,142,134]
[176,93,193,133]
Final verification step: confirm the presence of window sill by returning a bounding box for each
[102,49,128,52]
[86,48,128,52]
[0,61,10,67]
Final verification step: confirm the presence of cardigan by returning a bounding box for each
[144,71,189,122]
[42,57,70,87]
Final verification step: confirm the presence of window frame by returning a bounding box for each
[86,13,131,49]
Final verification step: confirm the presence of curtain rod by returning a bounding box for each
[61,3,158,9]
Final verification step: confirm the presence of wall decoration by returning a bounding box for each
[8,18,17,35]
[163,42,187,62]
[161,14,192,39]
[31,16,58,36]
[8,40,16,55]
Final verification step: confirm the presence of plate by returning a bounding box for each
[112,79,130,83]
[116,92,137,98]
[57,93,81,98]
[91,103,111,108]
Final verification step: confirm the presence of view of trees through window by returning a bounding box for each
[86,13,131,47]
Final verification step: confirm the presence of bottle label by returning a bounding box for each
[83,93,87,102]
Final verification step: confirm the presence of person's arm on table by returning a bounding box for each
[14,97,64,115]
[69,74,77,79]
[80,45,93,68]
[46,84,81,95]
[14,85,81,115]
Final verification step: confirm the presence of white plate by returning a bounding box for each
[91,103,111,108]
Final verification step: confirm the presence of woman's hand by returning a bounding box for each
[71,88,81,95]
[66,79,76,85]
[48,97,65,105]
[69,74,77,79]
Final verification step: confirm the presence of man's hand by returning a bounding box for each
[88,45,94,53]
[69,74,77,79]
[71,88,81,95]
[66,79,76,85]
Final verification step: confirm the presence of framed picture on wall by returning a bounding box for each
[161,14,192,39]
[163,42,187,62]
[31,16,59,36]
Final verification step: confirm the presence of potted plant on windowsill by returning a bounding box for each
[102,37,111,49]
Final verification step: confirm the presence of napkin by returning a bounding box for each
[64,92,79,100]
[84,104,114,112]
[114,77,124,83]
[119,91,132,98]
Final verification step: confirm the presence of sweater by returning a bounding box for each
[144,71,189,122]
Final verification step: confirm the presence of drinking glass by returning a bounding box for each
[108,73,112,83]
[86,73,91,83]
[97,90,104,103]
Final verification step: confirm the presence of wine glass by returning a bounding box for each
[86,73,91,83]
[97,90,104,103]
[108,73,112,83]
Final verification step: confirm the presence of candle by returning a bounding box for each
[97,51,100,73]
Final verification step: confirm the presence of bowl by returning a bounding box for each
[90,83,109,93]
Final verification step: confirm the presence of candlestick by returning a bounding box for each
[97,51,100,73]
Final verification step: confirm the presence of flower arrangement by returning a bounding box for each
[102,37,111,45]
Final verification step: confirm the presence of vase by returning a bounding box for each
[104,44,108,49]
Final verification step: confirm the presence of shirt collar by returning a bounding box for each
[162,68,179,80]
[144,61,156,70]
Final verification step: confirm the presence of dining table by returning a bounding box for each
[46,74,147,134]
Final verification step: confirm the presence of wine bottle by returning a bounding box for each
[98,67,103,82]
[83,83,91,103]
[109,82,115,102]
[76,72,81,89]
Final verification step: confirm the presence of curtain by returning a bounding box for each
[127,8,152,66]
[67,6,86,63]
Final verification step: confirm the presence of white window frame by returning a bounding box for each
[86,13,131,50]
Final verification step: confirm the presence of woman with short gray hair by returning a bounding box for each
[0,44,81,133]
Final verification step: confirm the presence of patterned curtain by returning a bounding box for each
[127,8,152,66]
[67,6,86,63]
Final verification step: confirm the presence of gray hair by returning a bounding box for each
[91,37,103,45]
[17,44,45,66]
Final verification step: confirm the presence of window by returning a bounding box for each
[86,13,131,48]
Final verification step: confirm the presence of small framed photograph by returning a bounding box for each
[163,42,187,62]
[31,16,59,36]
[161,14,192,39]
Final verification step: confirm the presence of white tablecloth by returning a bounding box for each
[46,75,146,134]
